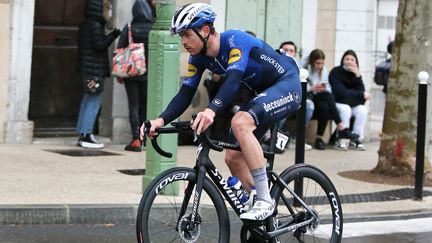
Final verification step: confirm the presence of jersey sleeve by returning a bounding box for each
[182,56,205,88]
[207,69,243,113]
[159,85,197,124]
[225,35,254,73]
[158,56,204,124]
[207,32,257,112]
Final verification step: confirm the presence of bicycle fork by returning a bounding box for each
[176,164,207,232]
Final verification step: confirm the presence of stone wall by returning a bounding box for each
[99,0,135,144]
[335,1,376,141]
[0,1,10,143]
[5,0,35,144]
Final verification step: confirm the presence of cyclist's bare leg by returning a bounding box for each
[230,112,265,170]
[225,150,254,191]
[231,111,272,204]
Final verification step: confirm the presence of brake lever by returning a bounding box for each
[143,120,152,134]
[193,130,198,143]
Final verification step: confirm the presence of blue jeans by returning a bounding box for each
[305,98,315,124]
[76,92,101,134]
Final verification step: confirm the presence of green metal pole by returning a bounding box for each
[143,0,179,192]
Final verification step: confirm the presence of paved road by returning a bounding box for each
[1,218,432,243]
[0,224,136,243]
[0,223,242,243]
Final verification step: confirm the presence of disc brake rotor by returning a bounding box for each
[178,213,201,243]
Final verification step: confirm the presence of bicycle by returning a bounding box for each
[136,118,343,243]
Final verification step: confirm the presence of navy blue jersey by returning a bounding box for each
[160,29,301,127]
[185,30,299,110]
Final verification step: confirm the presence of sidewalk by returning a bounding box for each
[1,138,431,236]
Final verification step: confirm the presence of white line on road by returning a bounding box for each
[341,217,432,238]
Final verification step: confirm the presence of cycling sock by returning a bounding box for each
[251,167,272,204]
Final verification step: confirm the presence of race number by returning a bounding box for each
[276,131,289,150]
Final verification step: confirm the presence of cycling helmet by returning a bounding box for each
[170,3,216,35]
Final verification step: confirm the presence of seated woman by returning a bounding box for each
[305,49,359,150]
[329,49,370,150]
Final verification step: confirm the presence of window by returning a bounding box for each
[378,15,396,30]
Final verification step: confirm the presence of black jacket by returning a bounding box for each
[77,0,119,78]
[117,0,155,82]
[329,66,366,107]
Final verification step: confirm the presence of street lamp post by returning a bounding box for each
[143,0,179,192]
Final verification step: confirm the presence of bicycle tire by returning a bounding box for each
[270,164,343,243]
[136,167,230,243]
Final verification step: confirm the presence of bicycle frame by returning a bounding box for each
[140,119,342,243]
[170,123,318,238]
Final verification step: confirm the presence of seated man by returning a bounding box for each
[276,41,314,151]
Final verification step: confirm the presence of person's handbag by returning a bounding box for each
[112,23,147,78]
[374,59,391,86]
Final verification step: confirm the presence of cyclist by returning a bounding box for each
[141,3,304,221]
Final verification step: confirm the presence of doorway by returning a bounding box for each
[29,0,86,137]
[225,0,302,48]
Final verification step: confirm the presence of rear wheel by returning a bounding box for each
[136,167,230,243]
[270,164,343,242]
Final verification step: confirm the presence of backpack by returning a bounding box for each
[374,59,391,86]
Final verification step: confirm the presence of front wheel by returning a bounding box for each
[136,167,230,243]
[270,164,343,242]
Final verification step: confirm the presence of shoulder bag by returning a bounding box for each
[112,23,147,78]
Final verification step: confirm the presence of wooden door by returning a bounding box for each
[29,0,86,136]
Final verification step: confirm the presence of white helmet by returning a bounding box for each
[170,3,216,35]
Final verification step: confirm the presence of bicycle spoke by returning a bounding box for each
[138,168,230,243]
[271,165,343,242]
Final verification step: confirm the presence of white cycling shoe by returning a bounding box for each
[244,187,257,211]
[240,199,275,221]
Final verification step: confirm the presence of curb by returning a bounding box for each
[1,204,432,225]
[0,204,138,225]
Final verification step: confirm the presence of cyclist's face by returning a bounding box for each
[179,29,203,55]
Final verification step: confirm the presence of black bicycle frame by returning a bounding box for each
[188,141,248,222]
[154,122,318,238]
[180,123,285,225]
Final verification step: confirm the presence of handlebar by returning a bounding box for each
[142,120,224,158]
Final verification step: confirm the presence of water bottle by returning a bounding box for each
[227,176,249,204]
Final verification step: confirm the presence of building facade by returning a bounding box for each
[0,0,399,144]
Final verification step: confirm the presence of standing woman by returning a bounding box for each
[305,49,359,150]
[329,49,370,150]
[76,0,121,148]
[117,0,156,152]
